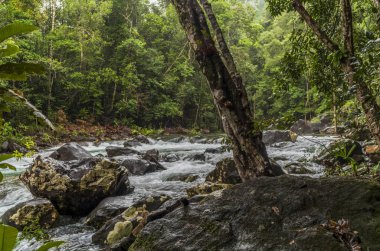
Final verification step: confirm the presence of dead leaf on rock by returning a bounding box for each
[272,206,280,215]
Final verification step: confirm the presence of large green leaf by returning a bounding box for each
[0,63,45,80]
[0,44,19,58]
[0,154,13,162]
[36,241,65,251]
[0,224,18,251]
[0,23,38,43]
[0,163,16,171]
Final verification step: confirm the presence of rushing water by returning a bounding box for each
[0,135,337,250]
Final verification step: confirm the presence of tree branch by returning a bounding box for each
[292,0,341,54]
[8,89,56,131]
[341,0,355,57]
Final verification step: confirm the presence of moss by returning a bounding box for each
[129,235,156,251]
[122,207,137,220]
[107,221,133,245]
[201,221,219,234]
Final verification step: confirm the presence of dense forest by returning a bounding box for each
[3,0,378,133]
[1,0,380,250]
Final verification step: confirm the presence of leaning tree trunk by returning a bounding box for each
[171,0,282,181]
[293,0,380,147]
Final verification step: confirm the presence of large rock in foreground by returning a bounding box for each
[131,176,380,251]
[20,157,134,216]
[1,198,59,230]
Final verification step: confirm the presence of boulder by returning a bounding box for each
[314,139,365,168]
[135,135,150,144]
[284,162,316,175]
[205,158,242,184]
[184,153,206,162]
[0,140,28,154]
[131,176,380,251]
[106,146,140,157]
[204,146,226,154]
[290,119,313,134]
[165,174,199,183]
[50,142,92,161]
[85,196,135,229]
[161,153,180,162]
[1,198,59,230]
[92,195,171,248]
[263,130,297,145]
[142,149,160,163]
[121,158,165,175]
[20,157,134,216]
[186,182,233,198]
[123,141,141,147]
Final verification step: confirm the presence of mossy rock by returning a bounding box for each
[1,198,59,230]
[133,176,380,251]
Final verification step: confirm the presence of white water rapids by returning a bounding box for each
[0,135,337,250]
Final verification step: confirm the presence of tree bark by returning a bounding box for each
[47,0,56,115]
[293,0,380,146]
[374,0,380,32]
[171,0,282,181]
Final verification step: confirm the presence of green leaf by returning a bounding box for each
[0,172,3,182]
[0,23,38,43]
[0,44,19,58]
[0,154,13,162]
[0,163,16,171]
[347,145,357,157]
[0,103,11,113]
[0,224,18,251]
[36,241,65,251]
[0,63,45,80]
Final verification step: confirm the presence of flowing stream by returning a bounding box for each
[0,135,337,250]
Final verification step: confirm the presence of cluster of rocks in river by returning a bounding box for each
[2,133,380,250]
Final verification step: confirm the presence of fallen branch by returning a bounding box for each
[8,89,55,131]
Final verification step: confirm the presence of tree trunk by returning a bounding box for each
[341,0,380,145]
[171,0,282,181]
[47,0,56,115]
[293,0,380,146]
[374,0,380,32]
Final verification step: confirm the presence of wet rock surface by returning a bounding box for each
[1,198,59,230]
[186,182,233,197]
[263,130,297,145]
[49,142,93,161]
[205,158,242,184]
[165,173,199,183]
[85,196,134,229]
[0,140,28,154]
[121,158,165,175]
[20,157,134,216]
[132,176,380,251]
[106,146,140,157]
[92,195,171,248]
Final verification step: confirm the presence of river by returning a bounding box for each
[0,135,337,250]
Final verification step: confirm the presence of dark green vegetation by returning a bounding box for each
[2,0,378,135]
